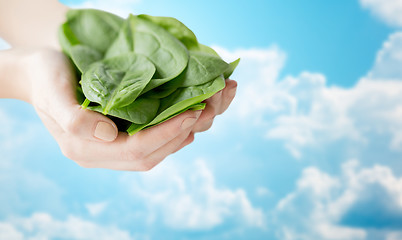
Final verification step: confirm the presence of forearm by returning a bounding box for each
[0,49,32,102]
[0,0,68,49]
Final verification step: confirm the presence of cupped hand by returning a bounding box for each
[24,48,237,171]
[192,79,237,133]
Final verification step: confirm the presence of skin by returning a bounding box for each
[0,0,237,171]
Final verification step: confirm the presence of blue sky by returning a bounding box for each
[1,0,402,239]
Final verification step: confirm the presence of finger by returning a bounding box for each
[192,101,216,133]
[97,128,194,171]
[128,110,202,156]
[204,90,222,115]
[143,131,195,170]
[58,131,136,170]
[66,128,195,171]
[46,102,118,142]
[37,68,118,142]
[34,106,66,141]
[97,130,195,171]
[56,110,202,170]
[172,132,195,154]
[54,92,118,142]
[218,79,237,115]
[64,106,118,142]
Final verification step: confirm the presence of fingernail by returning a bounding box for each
[194,110,202,118]
[94,121,117,141]
[227,80,238,89]
[181,111,202,130]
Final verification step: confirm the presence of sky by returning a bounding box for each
[1,0,402,239]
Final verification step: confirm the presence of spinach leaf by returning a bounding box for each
[141,86,178,99]
[69,45,102,73]
[141,50,228,100]
[127,102,206,135]
[159,75,225,112]
[197,44,220,57]
[88,97,160,125]
[58,22,80,55]
[81,53,155,114]
[104,20,133,59]
[161,51,229,89]
[137,14,199,50]
[138,15,220,57]
[59,9,240,135]
[129,15,189,92]
[223,58,240,79]
[65,9,124,54]
[127,75,225,135]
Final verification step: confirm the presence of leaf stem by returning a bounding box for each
[81,98,91,109]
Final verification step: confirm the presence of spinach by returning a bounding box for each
[137,14,199,50]
[127,75,226,135]
[81,53,156,114]
[106,15,189,93]
[162,51,229,88]
[64,9,124,54]
[69,45,102,72]
[59,9,239,135]
[88,97,160,124]
[224,58,241,79]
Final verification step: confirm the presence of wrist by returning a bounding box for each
[0,48,33,103]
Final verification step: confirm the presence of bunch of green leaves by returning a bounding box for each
[59,9,239,135]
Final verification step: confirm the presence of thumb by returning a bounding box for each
[60,104,118,142]
[30,50,119,142]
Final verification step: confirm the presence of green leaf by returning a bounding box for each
[66,9,124,54]
[161,51,229,89]
[138,14,199,50]
[197,44,220,57]
[59,9,240,135]
[104,20,133,59]
[58,22,80,55]
[141,86,178,99]
[69,45,103,73]
[127,75,225,135]
[159,75,225,111]
[223,58,240,79]
[127,102,206,135]
[88,97,160,124]
[128,15,189,92]
[81,53,156,114]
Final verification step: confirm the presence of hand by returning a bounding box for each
[19,48,236,171]
[192,79,237,133]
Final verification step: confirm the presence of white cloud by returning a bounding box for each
[214,45,287,123]
[256,186,271,197]
[3,212,133,240]
[86,202,109,217]
[122,159,265,230]
[275,159,402,240]
[214,31,402,158]
[359,0,402,27]
[369,32,402,79]
[0,108,42,157]
[267,76,402,157]
[68,0,141,17]
[0,223,23,240]
[387,231,402,240]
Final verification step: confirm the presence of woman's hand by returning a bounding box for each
[0,0,237,171]
[2,48,236,171]
[192,79,237,133]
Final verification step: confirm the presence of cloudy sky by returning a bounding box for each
[1,0,402,239]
